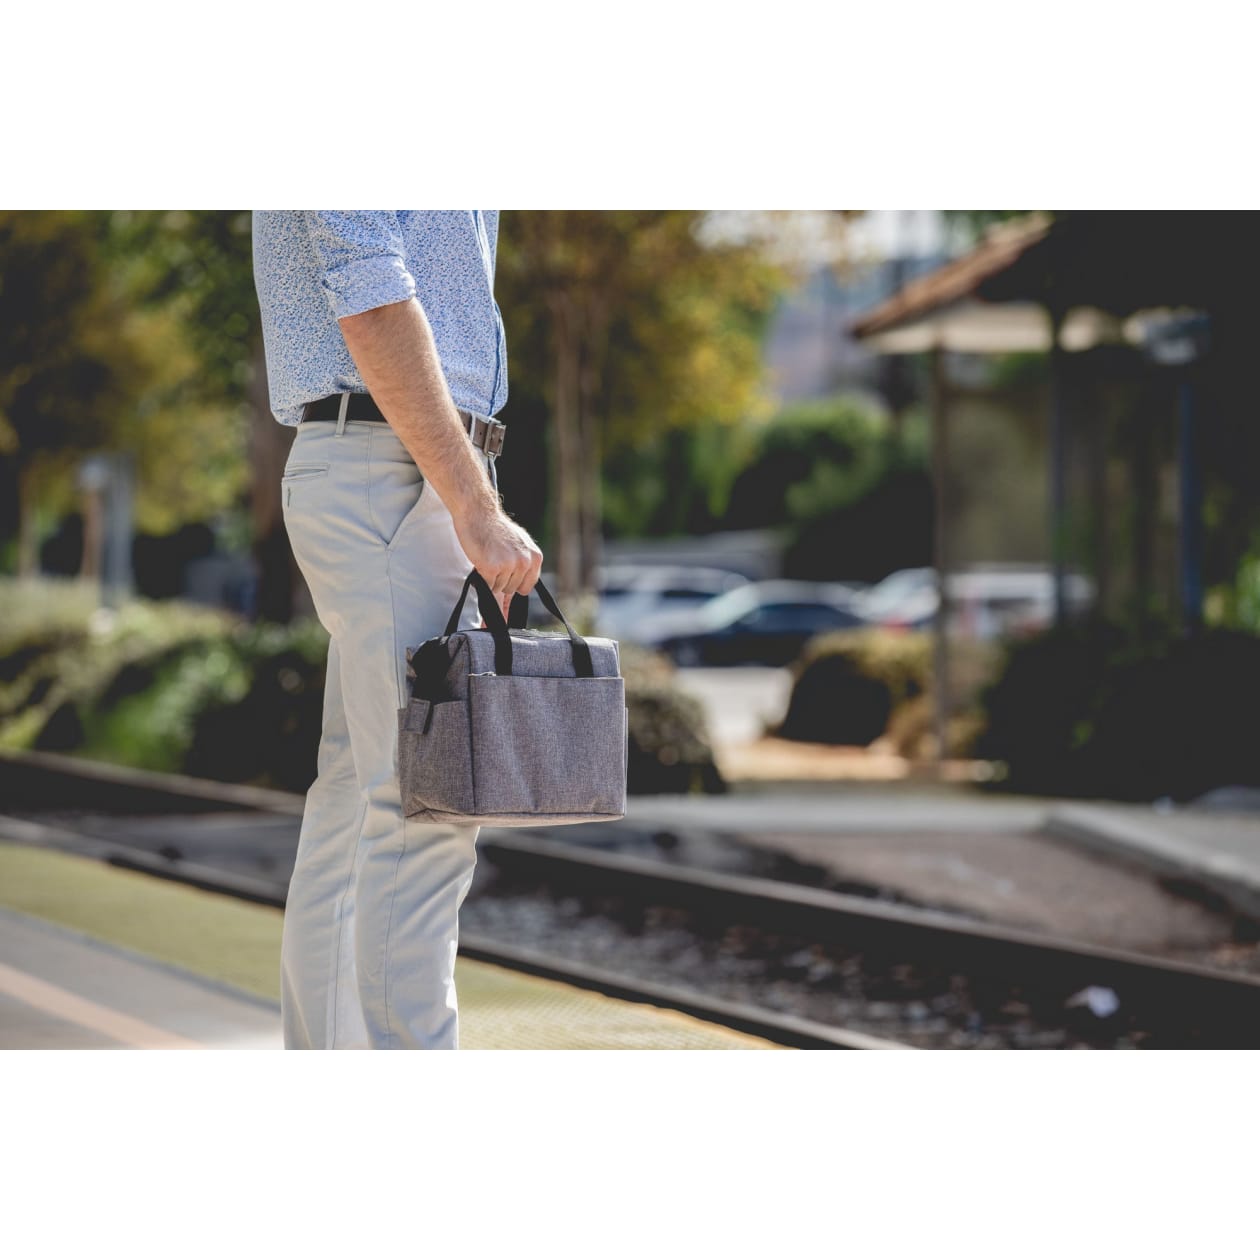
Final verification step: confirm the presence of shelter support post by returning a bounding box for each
[1085,362,1111,625]
[1048,307,1069,630]
[1178,371,1204,636]
[929,344,951,764]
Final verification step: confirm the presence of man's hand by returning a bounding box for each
[335,296,544,622]
[451,506,543,624]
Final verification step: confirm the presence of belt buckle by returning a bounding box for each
[468,412,505,458]
[485,417,505,457]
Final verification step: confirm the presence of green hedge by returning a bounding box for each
[0,579,723,796]
[774,627,932,746]
[974,620,1260,801]
[619,643,725,794]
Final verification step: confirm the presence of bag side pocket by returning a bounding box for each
[397,697,474,817]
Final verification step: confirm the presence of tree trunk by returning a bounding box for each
[78,480,103,579]
[247,338,297,623]
[576,303,610,621]
[16,462,40,578]
[549,295,583,609]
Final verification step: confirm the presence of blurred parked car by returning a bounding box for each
[593,564,749,642]
[850,567,936,627]
[640,580,866,666]
[856,564,1094,639]
[516,564,748,636]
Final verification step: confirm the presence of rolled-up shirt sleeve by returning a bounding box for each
[302,211,417,319]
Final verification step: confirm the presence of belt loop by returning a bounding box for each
[335,391,350,435]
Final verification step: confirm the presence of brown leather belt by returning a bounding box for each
[300,392,506,458]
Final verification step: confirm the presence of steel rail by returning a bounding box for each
[4,749,1259,1045]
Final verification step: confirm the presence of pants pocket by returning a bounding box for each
[282,462,330,481]
[370,431,429,549]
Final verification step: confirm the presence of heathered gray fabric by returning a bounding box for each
[462,629,621,681]
[398,624,628,825]
[399,699,475,817]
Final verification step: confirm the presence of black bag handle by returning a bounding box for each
[443,568,593,677]
[507,592,529,630]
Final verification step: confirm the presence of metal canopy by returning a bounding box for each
[846,211,1259,766]
[859,299,1126,355]
[854,211,1256,352]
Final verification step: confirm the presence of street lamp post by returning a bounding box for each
[76,450,135,609]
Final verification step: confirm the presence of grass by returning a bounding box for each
[0,842,775,1048]
[0,841,284,1000]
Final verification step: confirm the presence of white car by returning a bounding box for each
[855,564,1094,639]
[593,565,750,642]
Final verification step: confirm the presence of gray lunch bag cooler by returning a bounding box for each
[397,568,628,826]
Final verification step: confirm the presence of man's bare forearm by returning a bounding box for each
[337,298,499,522]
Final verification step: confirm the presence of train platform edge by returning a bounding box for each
[0,841,779,1051]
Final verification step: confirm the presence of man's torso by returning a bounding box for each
[252,210,508,427]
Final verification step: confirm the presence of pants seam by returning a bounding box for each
[366,425,379,543]
[379,545,405,1046]
[326,780,368,1049]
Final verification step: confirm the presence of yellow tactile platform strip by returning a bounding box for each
[0,842,776,1050]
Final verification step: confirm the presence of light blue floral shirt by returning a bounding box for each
[252,211,508,427]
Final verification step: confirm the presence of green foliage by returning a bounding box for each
[725,393,915,522]
[0,212,149,529]
[601,421,764,538]
[499,211,783,445]
[600,391,933,546]
[774,625,1002,758]
[775,627,932,746]
[492,211,785,548]
[708,393,933,579]
[974,620,1260,800]
[81,641,253,772]
[941,211,1048,248]
[76,611,333,774]
[0,576,327,787]
[0,578,722,795]
[622,648,726,795]
[98,211,255,535]
[0,576,239,752]
[1230,544,1260,630]
[101,210,258,406]
[0,211,252,549]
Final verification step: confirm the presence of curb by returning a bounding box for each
[1044,805,1260,922]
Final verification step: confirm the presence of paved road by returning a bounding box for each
[672,666,792,745]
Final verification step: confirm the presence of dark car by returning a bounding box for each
[642,581,866,666]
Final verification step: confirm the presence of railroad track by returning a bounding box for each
[3,748,1259,1049]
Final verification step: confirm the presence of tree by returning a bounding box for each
[0,212,146,575]
[0,212,262,586]
[495,212,784,608]
[100,212,291,619]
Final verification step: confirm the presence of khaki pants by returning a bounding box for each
[280,412,489,1049]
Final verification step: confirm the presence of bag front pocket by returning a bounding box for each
[397,697,474,816]
[468,673,627,816]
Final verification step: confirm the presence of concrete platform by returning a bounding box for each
[626,785,1260,926]
[0,909,280,1049]
[1045,801,1260,919]
[0,843,774,1051]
